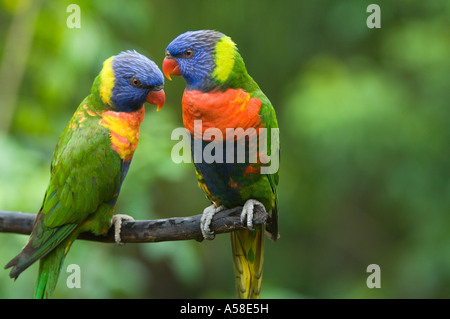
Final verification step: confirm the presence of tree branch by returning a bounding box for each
[0,207,268,243]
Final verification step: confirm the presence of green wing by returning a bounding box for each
[253,89,280,240]
[42,113,121,228]
[6,103,122,278]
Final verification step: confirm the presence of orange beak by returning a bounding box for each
[163,57,181,81]
[146,89,165,111]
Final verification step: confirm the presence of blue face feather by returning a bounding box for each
[111,50,164,112]
[165,30,224,91]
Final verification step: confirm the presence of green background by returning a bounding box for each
[0,0,449,298]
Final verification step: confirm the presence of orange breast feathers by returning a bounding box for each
[182,88,262,139]
[99,106,145,162]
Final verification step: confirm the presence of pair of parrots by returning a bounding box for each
[5,30,279,299]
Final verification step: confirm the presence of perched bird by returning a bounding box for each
[5,50,165,298]
[163,30,279,299]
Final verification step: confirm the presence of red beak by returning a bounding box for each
[163,57,181,80]
[146,89,165,111]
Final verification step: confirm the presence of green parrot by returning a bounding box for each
[163,30,279,298]
[5,50,165,298]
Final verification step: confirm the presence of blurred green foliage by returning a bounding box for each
[0,0,449,298]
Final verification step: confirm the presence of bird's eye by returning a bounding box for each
[183,49,193,58]
[131,78,141,87]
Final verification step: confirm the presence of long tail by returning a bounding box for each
[230,226,265,299]
[34,237,74,299]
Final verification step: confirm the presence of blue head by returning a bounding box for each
[99,50,165,112]
[163,30,230,91]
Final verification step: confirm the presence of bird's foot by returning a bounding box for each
[241,199,266,231]
[200,204,226,240]
[111,214,134,245]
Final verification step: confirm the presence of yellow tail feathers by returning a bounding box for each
[230,227,265,299]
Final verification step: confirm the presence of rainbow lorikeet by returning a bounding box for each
[5,50,165,299]
[163,30,279,299]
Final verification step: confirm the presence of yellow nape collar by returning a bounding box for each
[99,56,115,105]
[213,36,236,83]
